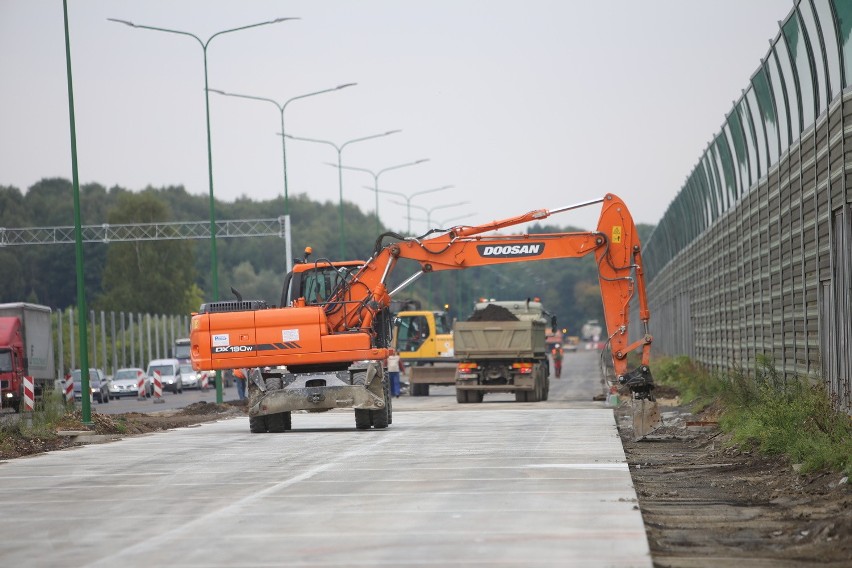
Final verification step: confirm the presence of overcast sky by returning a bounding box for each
[1,0,792,234]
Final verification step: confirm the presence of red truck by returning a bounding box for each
[0,303,55,412]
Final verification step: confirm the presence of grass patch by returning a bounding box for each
[720,356,852,475]
[652,355,724,410]
[0,390,72,442]
[651,355,852,476]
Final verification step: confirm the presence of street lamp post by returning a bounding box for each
[364,185,454,234]
[109,16,297,404]
[286,131,401,258]
[328,159,429,234]
[394,200,470,232]
[209,83,356,272]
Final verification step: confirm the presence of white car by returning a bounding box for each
[109,367,151,398]
[146,358,183,394]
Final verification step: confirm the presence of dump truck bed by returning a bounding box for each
[453,320,547,359]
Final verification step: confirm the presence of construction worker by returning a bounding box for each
[550,344,564,378]
[233,368,248,400]
[387,353,404,398]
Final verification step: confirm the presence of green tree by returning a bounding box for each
[98,193,198,314]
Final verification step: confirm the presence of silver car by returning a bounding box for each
[109,367,151,398]
[71,368,111,404]
[178,364,207,390]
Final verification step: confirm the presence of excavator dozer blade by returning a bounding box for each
[631,397,661,441]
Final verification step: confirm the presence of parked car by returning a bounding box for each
[178,364,205,390]
[146,358,183,394]
[71,368,110,404]
[109,367,151,398]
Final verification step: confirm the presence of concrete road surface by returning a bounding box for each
[0,351,651,567]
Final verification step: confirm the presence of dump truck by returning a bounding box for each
[453,299,552,403]
[190,193,659,437]
[0,303,55,411]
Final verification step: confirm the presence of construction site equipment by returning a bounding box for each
[393,309,455,396]
[190,194,657,435]
[454,299,552,403]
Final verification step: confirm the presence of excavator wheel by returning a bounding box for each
[353,371,390,429]
[249,415,269,433]
[267,412,292,433]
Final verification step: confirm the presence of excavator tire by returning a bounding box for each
[267,411,292,433]
[355,409,371,429]
[369,377,390,429]
[249,415,269,433]
[353,370,390,429]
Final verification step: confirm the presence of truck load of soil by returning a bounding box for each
[467,304,519,322]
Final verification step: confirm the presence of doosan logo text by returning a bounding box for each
[477,243,544,258]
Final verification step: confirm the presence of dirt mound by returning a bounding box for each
[467,304,519,322]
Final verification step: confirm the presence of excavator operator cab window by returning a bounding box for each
[397,315,430,352]
[303,268,335,304]
[434,312,452,335]
[301,265,361,306]
[281,263,363,307]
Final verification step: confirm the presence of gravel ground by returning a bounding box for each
[616,396,851,567]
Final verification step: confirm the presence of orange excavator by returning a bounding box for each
[190,193,658,436]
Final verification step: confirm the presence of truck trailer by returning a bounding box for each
[0,303,55,411]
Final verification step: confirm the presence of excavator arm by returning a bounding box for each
[322,193,652,384]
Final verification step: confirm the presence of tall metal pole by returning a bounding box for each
[286,130,401,258]
[333,159,429,234]
[394,200,469,232]
[365,185,453,234]
[63,0,91,425]
[109,16,297,404]
[209,83,356,272]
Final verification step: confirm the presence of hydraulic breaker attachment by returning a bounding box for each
[620,365,662,441]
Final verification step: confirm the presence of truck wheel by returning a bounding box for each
[515,390,528,403]
[471,391,484,403]
[456,389,468,403]
[411,383,429,397]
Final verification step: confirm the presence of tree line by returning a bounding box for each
[0,178,653,337]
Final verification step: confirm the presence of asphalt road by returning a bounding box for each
[0,349,652,567]
[96,381,242,414]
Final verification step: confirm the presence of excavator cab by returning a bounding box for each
[279,260,364,308]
